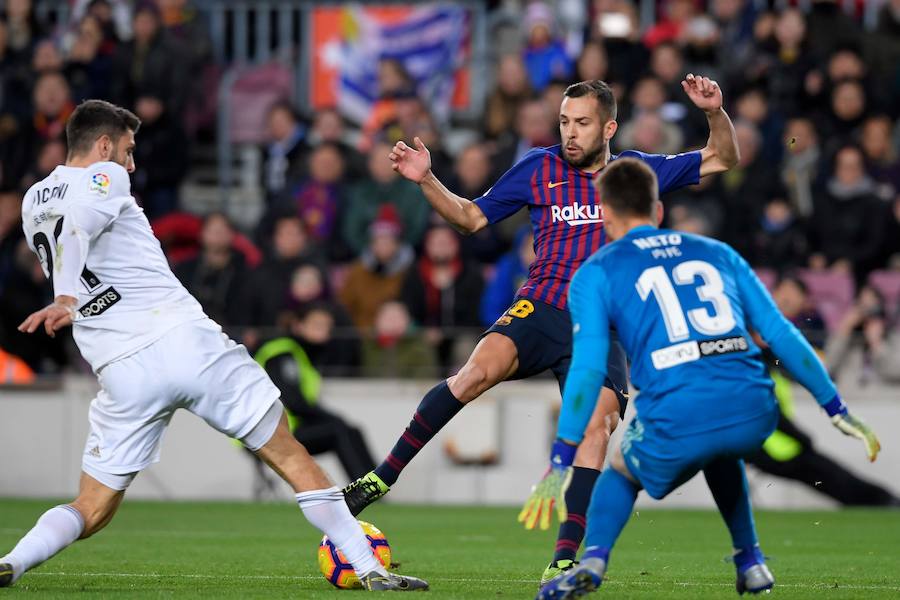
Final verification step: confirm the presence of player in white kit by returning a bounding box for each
[0,100,427,592]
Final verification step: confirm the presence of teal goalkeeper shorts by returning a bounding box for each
[621,409,778,500]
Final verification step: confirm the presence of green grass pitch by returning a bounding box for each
[1,500,898,598]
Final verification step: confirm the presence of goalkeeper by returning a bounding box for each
[538,158,880,598]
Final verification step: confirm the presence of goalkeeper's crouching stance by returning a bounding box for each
[536,158,881,599]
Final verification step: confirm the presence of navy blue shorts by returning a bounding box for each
[483,297,629,416]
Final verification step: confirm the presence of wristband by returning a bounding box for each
[550,439,577,467]
[823,395,848,418]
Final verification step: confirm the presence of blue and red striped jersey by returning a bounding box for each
[474,145,701,309]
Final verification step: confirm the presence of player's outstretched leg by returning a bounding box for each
[0,472,124,587]
[703,459,774,595]
[253,408,428,591]
[542,389,620,586]
[343,333,517,516]
[537,465,640,599]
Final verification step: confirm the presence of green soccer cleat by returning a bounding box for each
[536,557,606,599]
[361,570,429,591]
[0,563,13,588]
[540,559,578,587]
[343,472,390,517]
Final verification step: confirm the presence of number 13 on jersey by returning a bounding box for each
[636,260,736,343]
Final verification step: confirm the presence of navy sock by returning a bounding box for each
[374,381,464,486]
[583,468,640,560]
[553,467,601,562]
[703,459,760,557]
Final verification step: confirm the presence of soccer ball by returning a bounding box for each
[318,520,392,589]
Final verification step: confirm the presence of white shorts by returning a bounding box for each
[82,318,282,490]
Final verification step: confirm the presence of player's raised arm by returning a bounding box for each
[732,251,881,462]
[682,74,740,177]
[389,136,488,234]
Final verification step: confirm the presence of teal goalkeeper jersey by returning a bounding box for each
[558,225,838,441]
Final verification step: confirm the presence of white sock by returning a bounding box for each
[1,505,84,582]
[295,487,387,577]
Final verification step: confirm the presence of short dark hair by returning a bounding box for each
[564,80,617,120]
[595,158,658,218]
[66,99,140,158]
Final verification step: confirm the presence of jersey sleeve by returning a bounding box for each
[730,248,838,406]
[557,259,612,443]
[473,149,543,224]
[617,150,701,194]
[53,163,131,298]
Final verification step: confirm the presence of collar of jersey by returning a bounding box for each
[625,224,657,237]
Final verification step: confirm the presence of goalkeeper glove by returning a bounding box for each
[823,395,881,462]
[518,439,576,530]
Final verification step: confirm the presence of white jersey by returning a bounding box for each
[22,161,206,371]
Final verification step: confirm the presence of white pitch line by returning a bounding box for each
[27,572,900,591]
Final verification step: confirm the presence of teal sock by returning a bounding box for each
[583,469,640,557]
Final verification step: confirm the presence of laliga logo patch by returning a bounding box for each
[89,173,110,196]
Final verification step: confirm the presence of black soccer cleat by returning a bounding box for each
[342,472,390,517]
[361,570,429,591]
[0,563,14,588]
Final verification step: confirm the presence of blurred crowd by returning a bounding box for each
[0,0,899,384]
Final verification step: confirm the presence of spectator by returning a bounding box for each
[31,71,74,144]
[157,0,212,67]
[754,8,816,116]
[479,227,534,327]
[306,107,365,180]
[111,1,189,118]
[681,13,722,81]
[734,85,784,167]
[70,0,131,45]
[574,40,608,84]
[361,301,437,379]
[643,0,696,49]
[591,0,647,89]
[263,101,308,201]
[712,0,757,80]
[239,214,323,333]
[341,141,431,255]
[484,54,532,142]
[31,38,63,75]
[0,238,70,373]
[859,114,900,198]
[446,143,509,264]
[131,94,189,220]
[717,120,780,257]
[254,311,373,481]
[282,142,345,247]
[826,285,894,384]
[867,0,900,99]
[521,2,573,92]
[174,213,246,328]
[65,15,115,101]
[280,265,360,371]
[771,274,827,348]
[817,78,868,152]
[748,193,809,271]
[491,97,557,175]
[2,0,45,63]
[18,138,65,190]
[805,0,860,63]
[339,204,415,330]
[808,145,887,284]
[360,58,416,150]
[287,302,360,376]
[0,189,23,296]
[781,116,821,218]
[401,224,483,373]
[616,111,683,155]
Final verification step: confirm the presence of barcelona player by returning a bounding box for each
[537,158,880,599]
[344,76,740,584]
